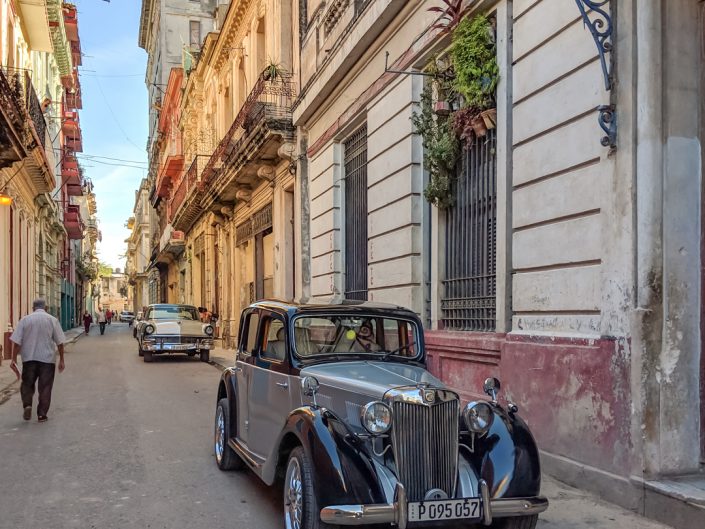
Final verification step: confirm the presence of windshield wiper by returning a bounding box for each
[381,342,416,361]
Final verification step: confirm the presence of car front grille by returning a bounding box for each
[155,336,200,344]
[391,398,459,502]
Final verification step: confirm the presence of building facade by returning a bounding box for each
[292,0,703,526]
[125,179,153,314]
[1,0,94,359]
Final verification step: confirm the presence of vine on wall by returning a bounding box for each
[413,13,498,208]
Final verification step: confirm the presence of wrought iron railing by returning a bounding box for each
[198,69,296,190]
[168,155,204,222]
[0,66,48,150]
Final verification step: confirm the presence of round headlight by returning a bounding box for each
[204,325,214,336]
[360,401,392,435]
[144,324,155,335]
[463,402,494,434]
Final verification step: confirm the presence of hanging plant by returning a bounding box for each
[412,80,459,209]
[450,14,498,110]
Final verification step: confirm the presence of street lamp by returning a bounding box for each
[0,192,11,206]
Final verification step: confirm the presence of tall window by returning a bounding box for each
[344,125,368,300]
[189,20,201,48]
[441,130,497,331]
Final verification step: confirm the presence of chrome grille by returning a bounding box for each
[391,398,459,501]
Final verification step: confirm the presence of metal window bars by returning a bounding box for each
[344,124,368,301]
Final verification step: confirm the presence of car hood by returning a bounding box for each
[151,320,204,335]
[300,361,446,399]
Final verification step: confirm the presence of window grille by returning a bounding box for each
[344,124,368,300]
[441,129,497,331]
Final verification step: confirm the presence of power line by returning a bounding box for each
[78,153,148,165]
[91,76,145,154]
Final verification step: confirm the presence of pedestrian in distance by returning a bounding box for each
[9,299,66,423]
[96,307,107,335]
[106,309,112,325]
[82,311,92,335]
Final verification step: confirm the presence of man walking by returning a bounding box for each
[96,307,107,335]
[82,310,92,335]
[9,299,66,422]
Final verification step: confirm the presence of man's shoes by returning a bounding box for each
[37,415,48,423]
[23,406,31,421]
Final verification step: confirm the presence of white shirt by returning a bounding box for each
[10,309,66,364]
[96,311,106,323]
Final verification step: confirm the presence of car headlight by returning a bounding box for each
[360,401,392,435]
[144,324,155,335]
[463,402,494,434]
[204,325,214,336]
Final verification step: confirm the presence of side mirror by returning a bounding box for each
[301,376,320,407]
[483,377,501,402]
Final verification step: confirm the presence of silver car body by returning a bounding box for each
[137,304,214,354]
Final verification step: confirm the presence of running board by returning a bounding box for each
[228,438,265,469]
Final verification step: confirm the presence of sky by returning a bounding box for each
[75,0,148,270]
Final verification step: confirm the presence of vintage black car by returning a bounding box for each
[214,300,547,529]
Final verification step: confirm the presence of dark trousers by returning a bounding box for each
[99,322,106,334]
[84,322,90,334]
[21,361,56,417]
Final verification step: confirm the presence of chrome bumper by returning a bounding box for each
[142,340,213,351]
[320,481,548,528]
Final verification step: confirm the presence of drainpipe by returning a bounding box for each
[298,126,311,303]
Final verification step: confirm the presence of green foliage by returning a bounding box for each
[97,262,113,278]
[412,82,459,209]
[450,14,498,109]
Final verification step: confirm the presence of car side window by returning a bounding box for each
[241,311,260,356]
[260,317,286,362]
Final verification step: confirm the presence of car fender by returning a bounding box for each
[266,407,386,507]
[471,407,542,498]
[217,368,240,429]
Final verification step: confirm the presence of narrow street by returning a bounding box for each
[0,323,280,529]
[0,323,676,529]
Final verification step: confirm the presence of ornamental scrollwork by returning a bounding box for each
[575,0,613,90]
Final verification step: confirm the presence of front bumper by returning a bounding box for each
[320,481,548,528]
[142,339,213,351]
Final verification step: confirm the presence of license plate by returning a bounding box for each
[408,498,481,522]
[163,343,192,351]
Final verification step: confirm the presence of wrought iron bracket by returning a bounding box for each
[384,52,439,78]
[575,0,613,90]
[598,104,616,149]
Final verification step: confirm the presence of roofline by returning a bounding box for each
[138,0,154,50]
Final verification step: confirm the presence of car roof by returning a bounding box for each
[146,304,197,309]
[248,299,420,319]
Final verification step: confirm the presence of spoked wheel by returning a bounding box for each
[284,447,334,529]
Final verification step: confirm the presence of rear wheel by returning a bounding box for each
[214,398,244,471]
[491,515,538,529]
[200,350,210,363]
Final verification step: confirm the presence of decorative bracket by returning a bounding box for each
[598,104,616,149]
[575,0,613,91]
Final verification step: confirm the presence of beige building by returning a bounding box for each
[125,179,153,314]
[98,269,128,314]
[292,0,703,527]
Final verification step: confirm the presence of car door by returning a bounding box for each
[234,309,260,448]
[247,312,295,460]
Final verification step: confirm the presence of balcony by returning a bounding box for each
[170,155,207,231]
[64,204,84,239]
[0,66,54,193]
[156,225,186,263]
[62,110,79,135]
[65,128,82,152]
[199,71,296,210]
[156,151,184,200]
[63,4,78,41]
[65,87,82,110]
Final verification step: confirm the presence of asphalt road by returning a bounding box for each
[0,322,281,529]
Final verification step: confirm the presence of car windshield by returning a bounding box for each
[292,315,419,359]
[148,306,199,320]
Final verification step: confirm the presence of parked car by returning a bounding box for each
[213,300,547,529]
[136,304,214,363]
[120,311,135,324]
[133,311,144,338]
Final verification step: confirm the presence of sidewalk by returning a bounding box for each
[207,345,674,529]
[0,326,85,405]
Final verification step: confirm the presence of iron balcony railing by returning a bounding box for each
[0,66,48,151]
[198,69,296,190]
[168,155,204,222]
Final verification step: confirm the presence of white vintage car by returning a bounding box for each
[136,304,214,363]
